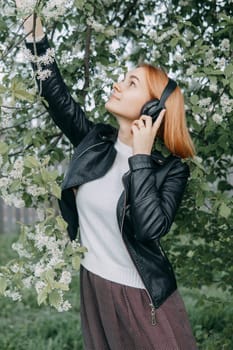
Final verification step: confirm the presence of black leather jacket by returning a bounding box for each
[26,37,190,311]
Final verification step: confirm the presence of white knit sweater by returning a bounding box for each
[75,138,145,288]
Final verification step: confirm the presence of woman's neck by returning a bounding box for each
[116,117,133,147]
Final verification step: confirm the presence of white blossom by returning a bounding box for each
[71,239,81,249]
[9,159,24,179]
[57,300,72,312]
[198,97,212,108]
[4,290,22,301]
[194,156,203,164]
[59,271,72,285]
[215,57,226,70]
[174,53,184,63]
[219,39,230,51]
[0,113,12,128]
[87,17,105,32]
[212,113,223,124]
[34,263,46,277]
[22,47,55,66]
[186,65,197,76]
[105,29,115,37]
[10,263,25,274]
[22,276,33,289]
[1,194,12,205]
[40,48,56,65]
[35,281,47,293]
[220,93,232,107]
[15,198,25,208]
[204,47,214,64]
[42,0,73,20]
[0,178,10,188]
[12,242,32,258]
[209,83,218,93]
[34,233,49,251]
[36,69,52,81]
[16,0,37,14]
[48,256,64,268]
[36,208,45,221]
[27,185,47,197]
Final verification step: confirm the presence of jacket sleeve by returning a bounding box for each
[25,36,94,147]
[128,154,190,242]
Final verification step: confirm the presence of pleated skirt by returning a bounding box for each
[80,266,198,350]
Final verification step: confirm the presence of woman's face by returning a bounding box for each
[105,67,151,121]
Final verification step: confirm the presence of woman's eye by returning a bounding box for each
[129,81,135,86]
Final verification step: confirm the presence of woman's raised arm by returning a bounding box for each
[15,0,94,147]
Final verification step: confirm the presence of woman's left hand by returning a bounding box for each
[131,109,166,155]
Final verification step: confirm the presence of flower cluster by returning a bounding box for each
[22,47,56,65]
[15,0,74,20]
[86,17,116,37]
[0,151,87,311]
[42,0,74,21]
[22,47,55,81]
[150,25,179,44]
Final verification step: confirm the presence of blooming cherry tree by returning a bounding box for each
[0,0,232,313]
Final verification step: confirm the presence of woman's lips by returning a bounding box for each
[109,93,120,101]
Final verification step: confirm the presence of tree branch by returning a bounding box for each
[81,25,92,98]
[119,0,139,27]
[0,111,47,132]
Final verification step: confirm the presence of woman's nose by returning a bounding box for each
[113,81,121,92]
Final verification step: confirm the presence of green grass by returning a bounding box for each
[1,234,233,350]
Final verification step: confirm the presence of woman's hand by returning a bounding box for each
[15,0,44,40]
[131,109,166,155]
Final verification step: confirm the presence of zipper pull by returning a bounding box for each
[150,304,157,326]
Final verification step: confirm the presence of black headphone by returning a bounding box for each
[140,78,177,123]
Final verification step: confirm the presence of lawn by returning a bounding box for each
[0,233,232,350]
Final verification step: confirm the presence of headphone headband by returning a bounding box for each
[140,77,177,122]
[158,78,177,108]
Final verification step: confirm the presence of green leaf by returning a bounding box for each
[224,64,233,79]
[23,132,33,146]
[56,216,68,231]
[0,84,7,93]
[190,95,199,105]
[24,156,40,169]
[49,289,62,308]
[50,182,61,199]
[40,169,58,183]
[37,288,48,306]
[219,203,231,219]
[14,89,35,103]
[53,281,69,291]
[0,141,9,155]
[72,255,81,270]
[44,269,56,285]
[0,277,7,294]
[76,246,88,254]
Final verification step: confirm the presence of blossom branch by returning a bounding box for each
[82,25,92,98]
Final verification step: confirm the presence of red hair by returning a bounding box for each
[139,63,195,159]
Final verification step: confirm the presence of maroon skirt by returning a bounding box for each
[80,266,198,350]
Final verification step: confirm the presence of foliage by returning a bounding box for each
[0,233,83,350]
[0,0,232,319]
[0,234,232,350]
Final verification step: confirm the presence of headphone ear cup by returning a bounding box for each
[140,99,162,123]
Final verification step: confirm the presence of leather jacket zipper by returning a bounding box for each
[64,141,107,190]
[120,190,157,326]
[75,141,106,161]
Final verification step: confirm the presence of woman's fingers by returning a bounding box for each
[139,115,153,128]
[132,118,145,130]
[152,109,166,135]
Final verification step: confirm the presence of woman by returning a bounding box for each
[16,3,197,349]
